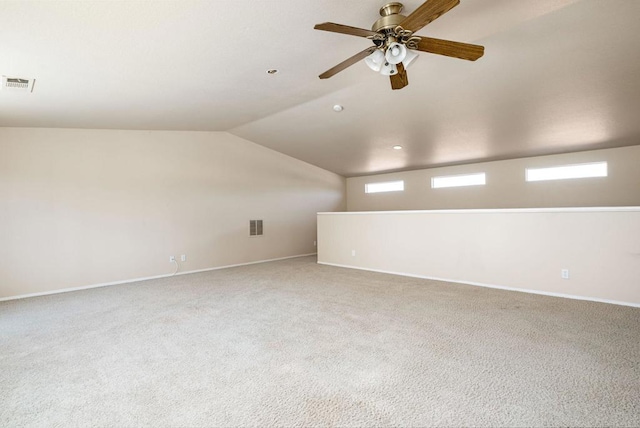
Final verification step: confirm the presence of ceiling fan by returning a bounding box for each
[314,0,484,90]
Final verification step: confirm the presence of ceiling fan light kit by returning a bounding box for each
[314,0,485,90]
[380,61,398,76]
[402,49,419,68]
[385,42,407,65]
[364,49,385,72]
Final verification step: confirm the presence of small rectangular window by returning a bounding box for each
[526,162,607,182]
[365,180,404,194]
[431,173,486,189]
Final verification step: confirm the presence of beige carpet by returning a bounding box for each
[1,255,639,427]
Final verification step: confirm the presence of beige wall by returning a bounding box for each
[317,208,640,306]
[347,146,640,211]
[0,128,346,299]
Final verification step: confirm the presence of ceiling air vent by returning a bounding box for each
[2,76,35,93]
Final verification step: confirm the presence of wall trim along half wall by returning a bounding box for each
[317,207,640,307]
[320,206,640,215]
[317,261,640,309]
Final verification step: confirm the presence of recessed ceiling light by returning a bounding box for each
[333,105,344,112]
[266,69,279,75]
[392,145,403,150]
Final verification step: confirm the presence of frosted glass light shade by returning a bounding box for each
[364,49,385,72]
[385,42,407,65]
[402,49,418,68]
[379,61,398,76]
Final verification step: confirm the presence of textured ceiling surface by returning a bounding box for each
[1,0,639,176]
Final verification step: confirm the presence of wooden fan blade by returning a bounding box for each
[390,63,409,90]
[319,46,377,79]
[415,37,484,61]
[314,22,378,39]
[399,0,460,33]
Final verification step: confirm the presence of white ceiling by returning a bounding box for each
[1,0,639,177]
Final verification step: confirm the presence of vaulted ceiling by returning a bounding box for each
[1,0,639,176]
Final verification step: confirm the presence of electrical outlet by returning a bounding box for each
[313,241,317,247]
[181,254,186,262]
[169,256,176,263]
[561,269,570,279]
[351,250,356,257]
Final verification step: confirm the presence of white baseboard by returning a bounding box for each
[317,261,640,308]
[0,253,317,302]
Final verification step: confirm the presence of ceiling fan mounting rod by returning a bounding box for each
[379,1,404,17]
[372,2,407,32]
[370,3,423,50]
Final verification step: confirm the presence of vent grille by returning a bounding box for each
[2,76,35,92]
[249,220,263,236]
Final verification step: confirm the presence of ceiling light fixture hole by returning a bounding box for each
[333,105,344,112]
[266,69,279,75]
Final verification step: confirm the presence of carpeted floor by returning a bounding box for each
[1,255,639,427]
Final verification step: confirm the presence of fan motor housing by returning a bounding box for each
[372,2,406,32]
